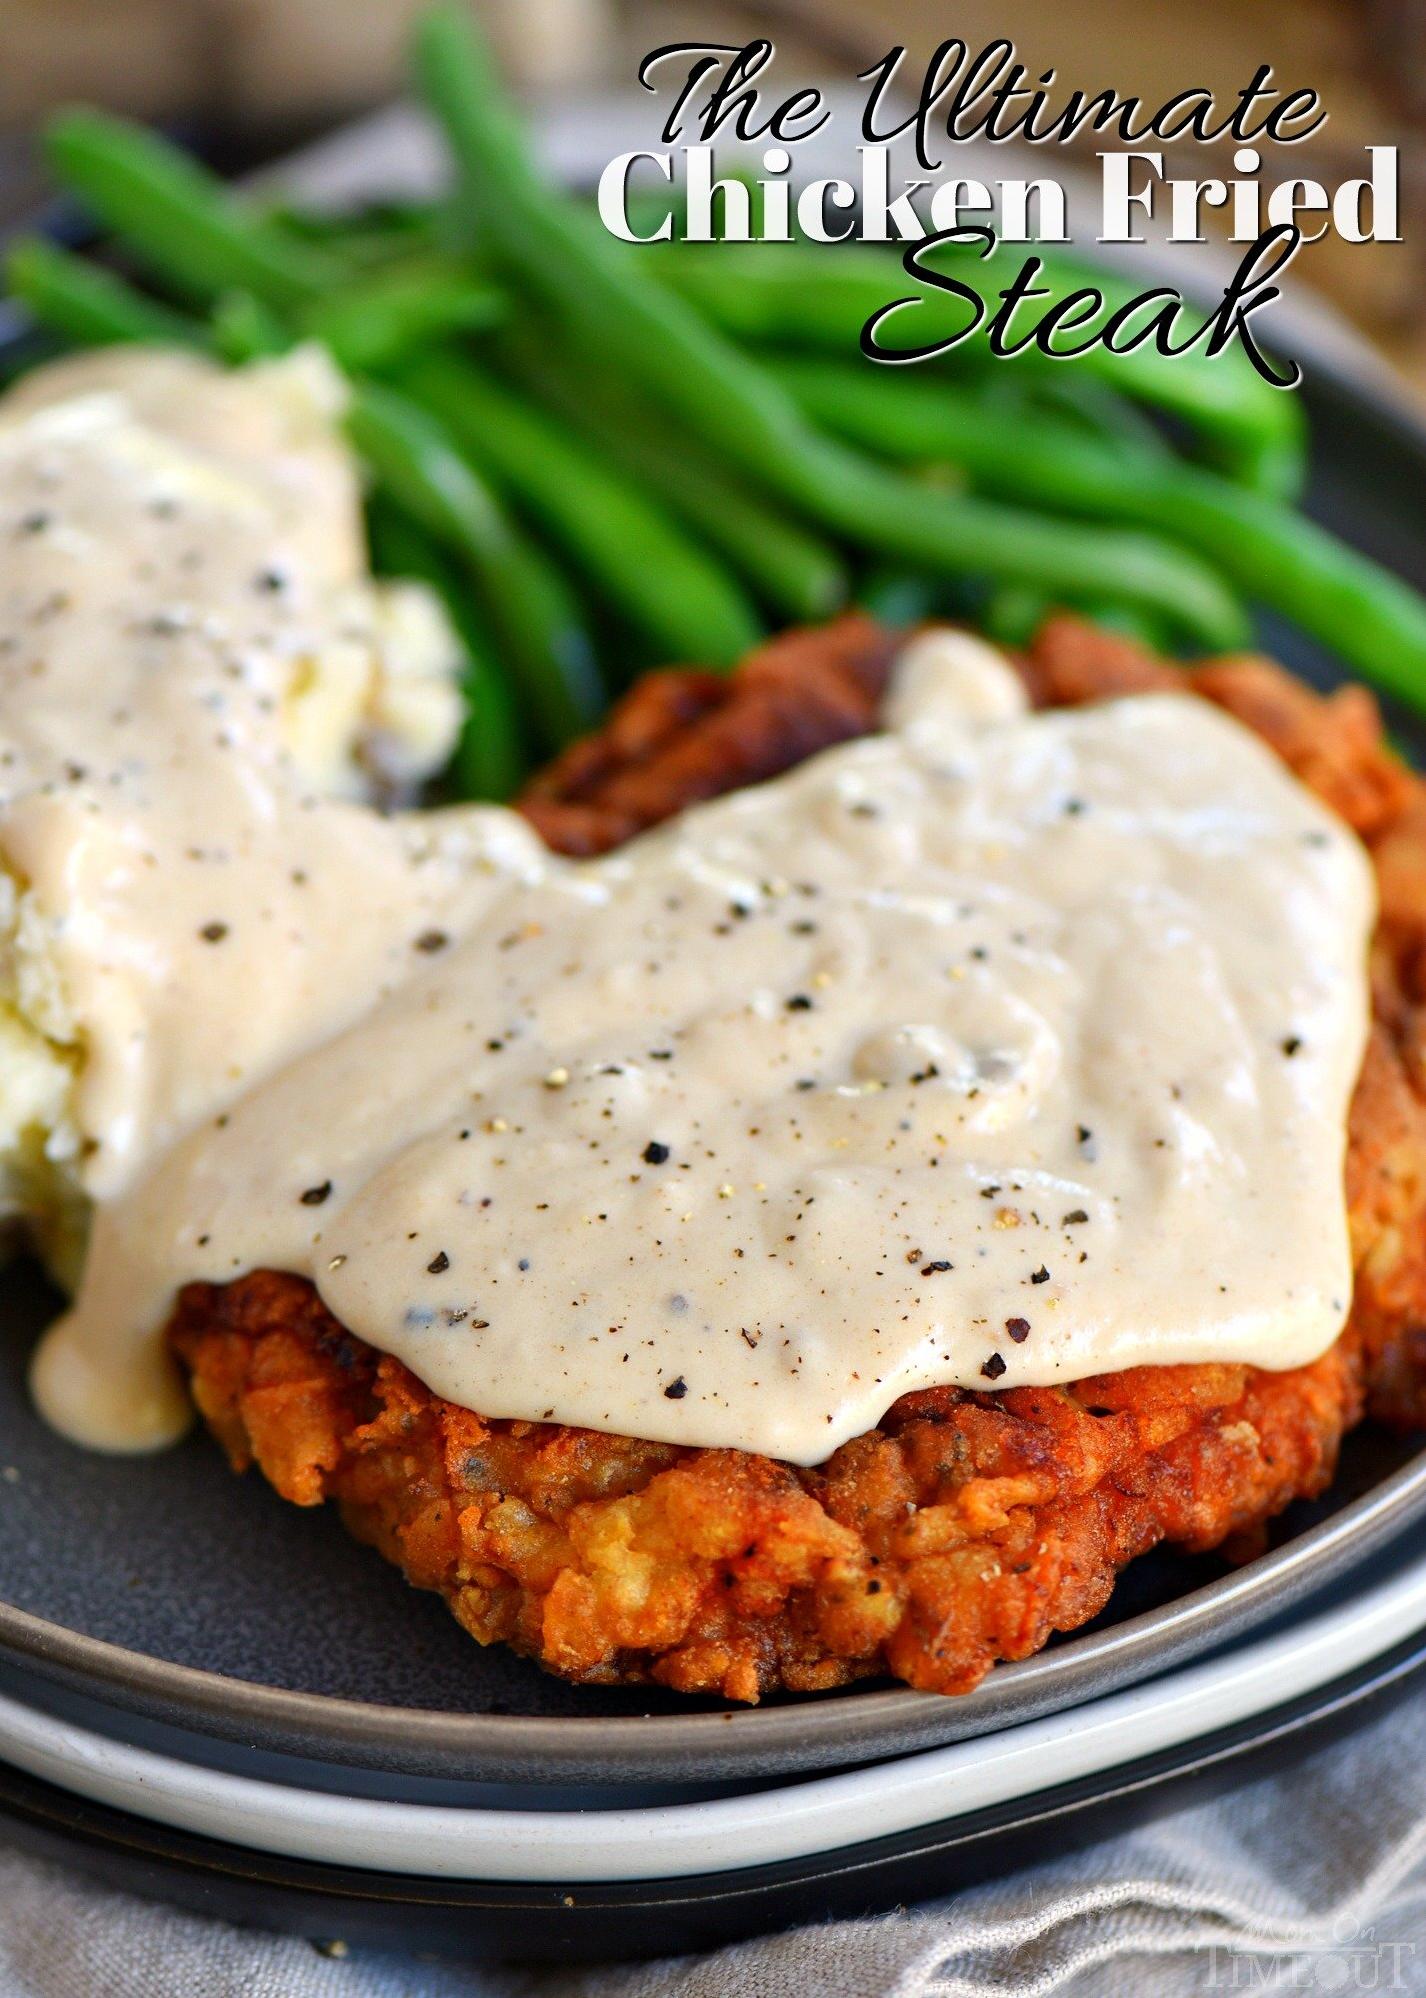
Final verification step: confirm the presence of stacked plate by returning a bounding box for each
[4,103,1426,1966]
[0,1256,1424,1961]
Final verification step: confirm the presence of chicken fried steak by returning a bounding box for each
[168,616,1426,1704]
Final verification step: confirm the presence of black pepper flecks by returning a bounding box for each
[1061,1209,1089,1226]
[300,1182,332,1206]
[1030,1265,1050,1285]
[785,993,814,1012]
[414,929,450,954]
[199,921,229,943]
[664,1377,689,1400]
[919,1260,953,1276]
[427,1251,450,1274]
[642,1141,671,1165]
[981,1352,1008,1379]
[1281,1035,1302,1057]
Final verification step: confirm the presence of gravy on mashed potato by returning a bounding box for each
[0,347,535,1273]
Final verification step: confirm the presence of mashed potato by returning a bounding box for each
[0,346,526,1277]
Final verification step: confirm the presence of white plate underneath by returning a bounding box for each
[0,1546,1423,1885]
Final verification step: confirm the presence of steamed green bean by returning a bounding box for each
[349,383,603,749]
[503,336,848,622]
[7,238,205,349]
[46,110,340,308]
[401,350,763,665]
[778,356,1426,701]
[366,499,525,799]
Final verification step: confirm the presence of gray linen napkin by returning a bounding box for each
[0,1685,1422,1998]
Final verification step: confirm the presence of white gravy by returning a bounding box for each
[32,628,1375,1462]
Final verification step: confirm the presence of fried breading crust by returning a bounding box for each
[168,617,1426,1703]
[518,613,900,856]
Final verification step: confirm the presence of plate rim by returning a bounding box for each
[1,1531,1424,1881]
[3,120,1426,1788]
[1,1630,1421,1964]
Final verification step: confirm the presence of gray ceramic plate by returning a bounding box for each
[2,116,1425,1794]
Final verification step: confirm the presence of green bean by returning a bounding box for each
[266,199,444,251]
[500,336,847,622]
[301,265,505,372]
[649,241,1305,499]
[992,239,1306,498]
[1023,375,1174,461]
[777,356,1426,701]
[212,266,505,376]
[400,350,763,665]
[413,3,845,506]
[45,109,342,308]
[210,288,289,362]
[348,382,603,748]
[581,403,846,623]
[412,5,1247,651]
[366,499,524,799]
[980,584,1053,648]
[7,237,206,349]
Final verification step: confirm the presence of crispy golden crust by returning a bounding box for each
[517,614,899,856]
[167,616,1426,1704]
